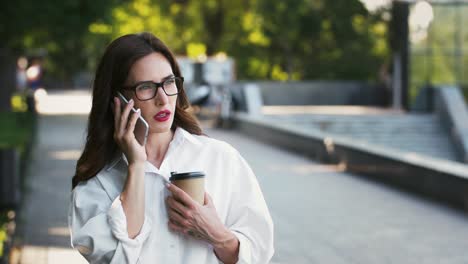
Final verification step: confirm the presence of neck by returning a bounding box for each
[145,128,175,165]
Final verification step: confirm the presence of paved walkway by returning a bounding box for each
[208,128,468,264]
[12,114,88,264]
[11,90,468,263]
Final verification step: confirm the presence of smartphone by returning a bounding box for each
[117,92,149,146]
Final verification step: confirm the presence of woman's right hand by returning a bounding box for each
[113,97,147,165]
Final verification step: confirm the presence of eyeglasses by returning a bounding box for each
[121,76,184,101]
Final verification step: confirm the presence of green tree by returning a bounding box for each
[1,0,391,85]
[0,0,118,85]
[255,0,388,80]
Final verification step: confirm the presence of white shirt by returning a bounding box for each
[68,126,274,263]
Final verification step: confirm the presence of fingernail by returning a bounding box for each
[136,108,141,112]
[129,99,133,103]
[166,183,171,188]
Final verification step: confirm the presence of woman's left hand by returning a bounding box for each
[165,184,233,246]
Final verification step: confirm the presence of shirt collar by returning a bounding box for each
[106,126,201,172]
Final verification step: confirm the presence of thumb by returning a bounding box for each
[203,192,212,206]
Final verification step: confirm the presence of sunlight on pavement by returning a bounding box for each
[35,90,92,115]
[48,227,70,237]
[48,150,82,160]
[290,164,346,174]
[11,246,87,264]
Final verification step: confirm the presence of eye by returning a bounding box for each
[137,83,154,90]
[168,77,178,84]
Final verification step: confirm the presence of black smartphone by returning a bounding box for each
[116,92,149,146]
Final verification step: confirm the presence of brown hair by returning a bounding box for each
[72,32,203,189]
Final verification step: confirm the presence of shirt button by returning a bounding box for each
[170,244,175,248]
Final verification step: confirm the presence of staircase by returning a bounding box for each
[264,112,458,162]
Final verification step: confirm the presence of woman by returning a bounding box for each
[68,32,274,264]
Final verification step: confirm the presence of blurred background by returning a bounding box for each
[1,0,468,263]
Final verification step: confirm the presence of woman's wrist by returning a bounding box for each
[212,228,239,263]
[128,161,145,172]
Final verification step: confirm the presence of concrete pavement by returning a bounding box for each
[207,128,468,264]
[12,114,88,264]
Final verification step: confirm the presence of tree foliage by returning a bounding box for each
[0,0,118,83]
[1,0,390,83]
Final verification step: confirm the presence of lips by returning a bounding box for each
[153,110,171,122]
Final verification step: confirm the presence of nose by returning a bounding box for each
[154,87,169,105]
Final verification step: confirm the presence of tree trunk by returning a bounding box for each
[0,47,16,111]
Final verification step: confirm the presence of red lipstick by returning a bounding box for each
[153,110,171,122]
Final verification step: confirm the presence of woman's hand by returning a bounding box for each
[113,97,147,164]
[166,184,239,263]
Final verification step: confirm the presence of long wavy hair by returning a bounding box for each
[72,32,203,189]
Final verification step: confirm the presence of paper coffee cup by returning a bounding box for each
[170,171,205,205]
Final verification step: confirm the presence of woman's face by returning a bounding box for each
[124,52,178,134]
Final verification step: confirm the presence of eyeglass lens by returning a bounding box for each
[135,78,180,100]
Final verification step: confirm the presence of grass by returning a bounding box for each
[0,213,7,257]
[0,112,35,150]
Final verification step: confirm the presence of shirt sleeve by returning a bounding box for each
[68,178,152,263]
[225,149,275,264]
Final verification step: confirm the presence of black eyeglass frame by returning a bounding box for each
[121,76,184,101]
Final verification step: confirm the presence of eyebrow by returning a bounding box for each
[130,74,175,87]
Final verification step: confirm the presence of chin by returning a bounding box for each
[149,120,174,133]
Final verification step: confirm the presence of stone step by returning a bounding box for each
[264,113,459,162]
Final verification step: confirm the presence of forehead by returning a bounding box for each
[127,52,173,83]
